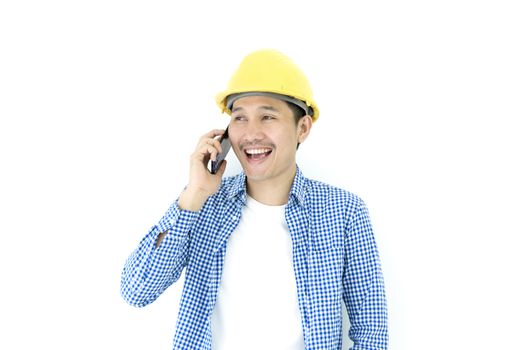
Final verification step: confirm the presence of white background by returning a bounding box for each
[1,1,523,349]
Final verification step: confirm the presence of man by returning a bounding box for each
[121,49,388,349]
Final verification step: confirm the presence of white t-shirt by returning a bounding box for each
[211,195,304,350]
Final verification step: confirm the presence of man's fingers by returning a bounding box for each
[210,139,223,154]
[199,138,222,153]
[198,129,225,143]
[193,144,219,162]
[196,138,223,155]
[207,146,218,161]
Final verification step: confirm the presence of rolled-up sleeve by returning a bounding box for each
[342,198,388,349]
[120,200,198,307]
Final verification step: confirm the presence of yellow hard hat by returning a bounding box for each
[215,49,319,122]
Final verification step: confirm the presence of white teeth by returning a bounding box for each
[245,148,271,155]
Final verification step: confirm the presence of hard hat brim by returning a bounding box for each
[215,89,319,122]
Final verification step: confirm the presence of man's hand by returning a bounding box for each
[178,129,228,212]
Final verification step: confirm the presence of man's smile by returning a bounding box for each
[244,147,273,161]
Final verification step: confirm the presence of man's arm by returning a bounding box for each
[342,198,388,349]
[121,128,228,307]
[154,187,211,247]
[120,200,196,307]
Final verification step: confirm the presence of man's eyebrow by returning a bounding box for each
[231,105,281,113]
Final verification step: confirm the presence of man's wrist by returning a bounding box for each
[178,187,209,212]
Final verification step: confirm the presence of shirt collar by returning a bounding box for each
[288,165,307,207]
[226,171,248,204]
[225,165,307,208]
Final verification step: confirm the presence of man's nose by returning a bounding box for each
[243,120,264,142]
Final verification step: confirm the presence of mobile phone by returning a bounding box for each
[210,127,231,174]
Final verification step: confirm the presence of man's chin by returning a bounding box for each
[244,170,268,182]
[242,165,271,182]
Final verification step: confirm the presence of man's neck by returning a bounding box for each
[246,165,296,206]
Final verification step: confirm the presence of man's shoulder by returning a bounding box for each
[299,175,369,229]
[303,175,364,209]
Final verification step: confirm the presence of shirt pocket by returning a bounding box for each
[312,229,343,252]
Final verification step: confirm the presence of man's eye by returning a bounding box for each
[263,115,274,120]
[234,116,246,121]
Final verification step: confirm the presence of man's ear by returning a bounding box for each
[297,115,313,144]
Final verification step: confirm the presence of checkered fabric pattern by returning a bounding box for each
[121,166,388,349]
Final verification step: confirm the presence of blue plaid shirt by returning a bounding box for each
[121,167,388,349]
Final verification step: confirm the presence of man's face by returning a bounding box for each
[228,95,310,185]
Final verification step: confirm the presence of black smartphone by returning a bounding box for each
[210,127,231,174]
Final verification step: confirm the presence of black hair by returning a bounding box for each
[285,101,307,125]
[285,101,308,149]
